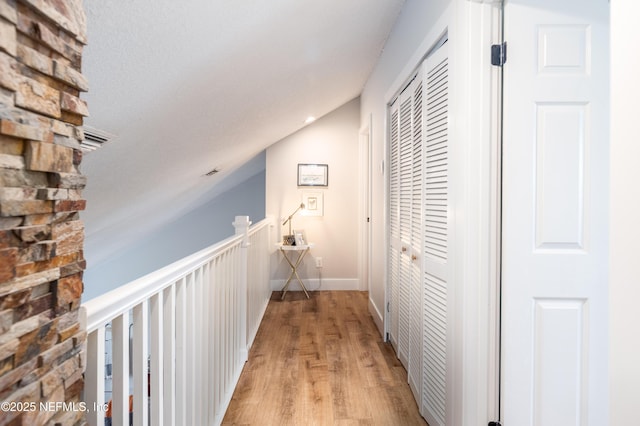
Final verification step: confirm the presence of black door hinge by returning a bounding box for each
[491,42,507,67]
[488,421,502,426]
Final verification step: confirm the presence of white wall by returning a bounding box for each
[360,0,450,332]
[83,163,265,301]
[610,1,640,422]
[266,98,360,291]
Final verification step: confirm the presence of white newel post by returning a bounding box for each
[233,216,251,361]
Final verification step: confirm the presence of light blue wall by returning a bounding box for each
[83,163,265,301]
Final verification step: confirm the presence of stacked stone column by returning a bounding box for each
[0,0,88,424]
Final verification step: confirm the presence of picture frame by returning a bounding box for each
[302,191,323,217]
[293,229,306,246]
[297,163,328,186]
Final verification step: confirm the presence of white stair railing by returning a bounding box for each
[81,216,274,426]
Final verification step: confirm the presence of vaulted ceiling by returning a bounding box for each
[81,0,405,265]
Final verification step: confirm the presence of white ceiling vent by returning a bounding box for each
[81,125,117,153]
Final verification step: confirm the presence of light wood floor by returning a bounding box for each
[222,291,427,426]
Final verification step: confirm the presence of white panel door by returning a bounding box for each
[501,0,609,424]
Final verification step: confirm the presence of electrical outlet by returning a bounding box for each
[315,257,323,268]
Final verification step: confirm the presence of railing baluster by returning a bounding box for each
[150,291,164,426]
[112,312,130,426]
[224,251,231,391]
[236,247,242,368]
[133,301,149,426]
[186,272,196,425]
[214,255,223,416]
[208,259,216,423]
[194,267,203,425]
[85,325,105,426]
[175,277,187,426]
[163,284,176,425]
[201,262,211,424]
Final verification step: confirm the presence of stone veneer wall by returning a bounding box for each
[0,0,88,425]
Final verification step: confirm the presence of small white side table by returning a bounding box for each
[276,243,314,299]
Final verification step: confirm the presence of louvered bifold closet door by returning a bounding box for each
[388,100,401,350]
[396,83,415,367]
[407,76,424,402]
[421,43,449,426]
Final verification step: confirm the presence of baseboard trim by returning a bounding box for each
[270,278,360,292]
[369,297,384,337]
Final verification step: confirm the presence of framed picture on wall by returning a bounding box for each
[298,163,328,186]
[301,191,323,216]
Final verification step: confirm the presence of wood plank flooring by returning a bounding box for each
[222,291,427,426]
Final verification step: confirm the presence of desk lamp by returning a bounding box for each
[282,203,305,245]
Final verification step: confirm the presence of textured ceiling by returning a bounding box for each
[80,0,405,265]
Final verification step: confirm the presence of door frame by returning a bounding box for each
[359,116,373,292]
[448,0,503,424]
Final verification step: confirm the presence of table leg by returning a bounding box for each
[280,248,310,299]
